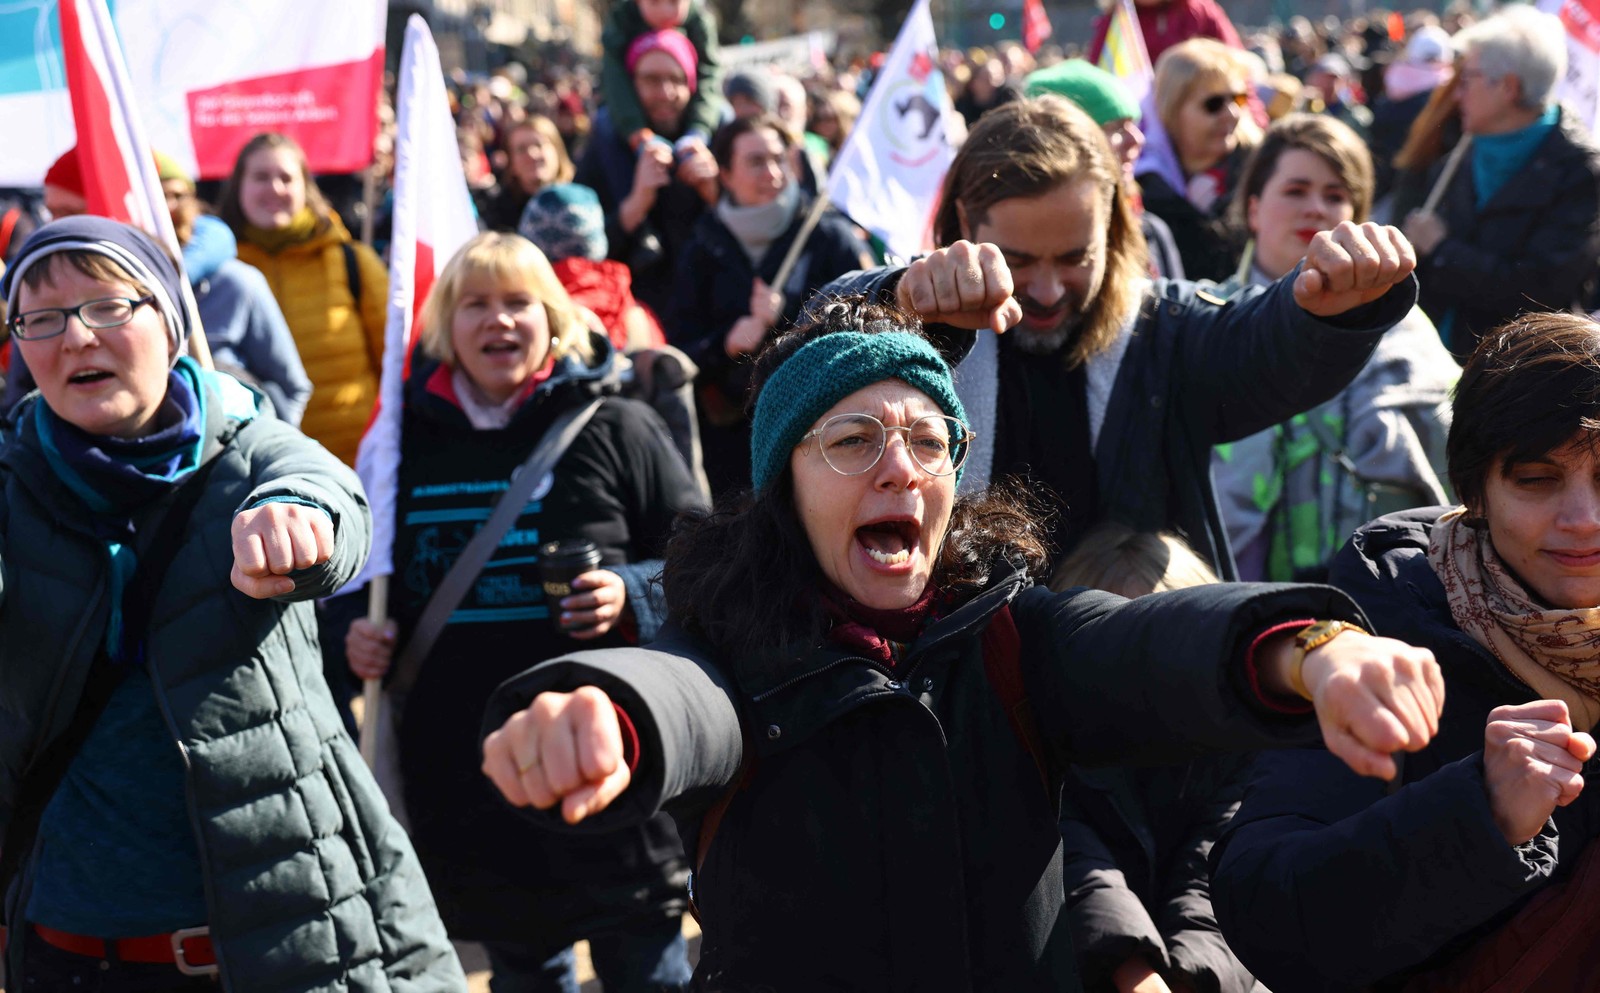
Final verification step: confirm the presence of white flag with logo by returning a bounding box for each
[825,0,953,259]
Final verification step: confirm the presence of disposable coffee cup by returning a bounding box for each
[540,539,603,632]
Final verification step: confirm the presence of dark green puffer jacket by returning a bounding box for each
[0,370,465,992]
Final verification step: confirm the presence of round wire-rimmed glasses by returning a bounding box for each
[801,412,975,478]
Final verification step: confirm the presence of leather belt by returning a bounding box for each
[33,923,219,977]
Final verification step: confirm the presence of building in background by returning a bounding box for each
[390,0,602,74]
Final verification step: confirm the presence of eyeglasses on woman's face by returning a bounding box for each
[802,412,974,478]
[7,296,156,341]
[1201,90,1250,115]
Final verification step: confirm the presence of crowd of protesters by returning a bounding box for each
[6,0,1600,991]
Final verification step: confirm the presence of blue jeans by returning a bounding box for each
[483,914,692,993]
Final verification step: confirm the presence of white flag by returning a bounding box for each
[344,14,480,594]
[825,0,953,259]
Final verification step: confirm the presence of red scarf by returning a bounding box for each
[819,584,942,667]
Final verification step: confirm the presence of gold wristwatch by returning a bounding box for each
[1289,620,1368,700]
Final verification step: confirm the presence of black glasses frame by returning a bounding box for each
[7,295,157,341]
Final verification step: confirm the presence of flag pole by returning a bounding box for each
[769,188,834,307]
[360,164,378,246]
[358,574,387,767]
[1421,136,1471,216]
[180,279,215,369]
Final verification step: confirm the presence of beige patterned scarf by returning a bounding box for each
[1428,508,1600,730]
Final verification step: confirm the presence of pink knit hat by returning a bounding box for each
[625,29,698,92]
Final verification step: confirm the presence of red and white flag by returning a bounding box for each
[57,0,182,257]
[1022,0,1054,54]
[1540,0,1600,132]
[345,14,480,594]
[8,0,384,187]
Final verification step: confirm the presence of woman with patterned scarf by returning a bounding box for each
[1213,311,1600,993]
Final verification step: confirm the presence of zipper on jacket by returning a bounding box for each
[750,653,929,701]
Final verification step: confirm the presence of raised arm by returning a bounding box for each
[229,420,372,600]
[480,630,745,832]
[1016,582,1441,778]
[1180,222,1419,445]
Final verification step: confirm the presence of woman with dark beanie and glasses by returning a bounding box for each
[479,295,1445,992]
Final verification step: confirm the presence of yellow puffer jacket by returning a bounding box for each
[238,213,387,465]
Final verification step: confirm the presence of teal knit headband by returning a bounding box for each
[750,330,968,492]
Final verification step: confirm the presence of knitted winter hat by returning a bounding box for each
[750,330,968,493]
[154,149,193,190]
[724,70,779,113]
[626,30,699,93]
[518,183,608,262]
[1024,59,1140,126]
[43,146,85,196]
[2,216,191,362]
[44,145,194,195]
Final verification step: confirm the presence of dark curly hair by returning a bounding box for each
[662,295,1052,662]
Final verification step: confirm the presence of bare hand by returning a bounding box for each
[674,142,720,203]
[895,240,1022,332]
[1484,699,1596,846]
[620,143,672,230]
[1402,210,1448,256]
[230,503,334,598]
[346,617,397,680]
[1296,630,1444,779]
[749,278,783,328]
[635,141,673,194]
[482,686,630,824]
[1293,221,1416,317]
[1113,956,1172,993]
[724,315,767,357]
[558,569,631,640]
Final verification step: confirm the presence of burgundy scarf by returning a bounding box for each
[819,584,943,666]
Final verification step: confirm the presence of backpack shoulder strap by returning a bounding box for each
[982,604,1051,793]
[386,398,604,703]
[689,735,758,923]
[340,240,362,310]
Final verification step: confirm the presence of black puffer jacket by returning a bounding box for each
[1061,755,1258,993]
[1211,508,1600,992]
[1414,108,1600,356]
[484,563,1369,992]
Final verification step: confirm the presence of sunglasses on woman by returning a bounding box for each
[1201,91,1250,115]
